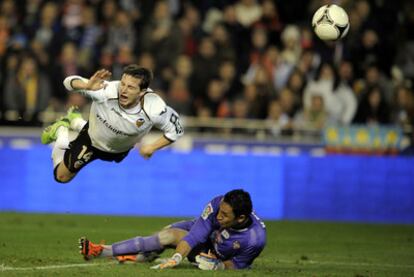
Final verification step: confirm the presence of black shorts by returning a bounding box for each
[63,122,130,173]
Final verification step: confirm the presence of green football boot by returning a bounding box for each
[40,117,70,144]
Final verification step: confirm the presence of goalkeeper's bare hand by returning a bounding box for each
[151,253,182,269]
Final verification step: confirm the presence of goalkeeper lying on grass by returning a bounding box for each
[79,189,266,270]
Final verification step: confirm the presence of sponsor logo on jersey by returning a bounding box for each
[233,241,240,250]
[96,113,133,136]
[136,118,145,128]
[201,203,213,220]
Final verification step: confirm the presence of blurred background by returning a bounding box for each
[0,0,413,224]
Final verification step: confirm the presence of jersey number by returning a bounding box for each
[77,145,93,162]
[170,114,183,134]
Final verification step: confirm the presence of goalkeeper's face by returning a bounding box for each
[119,74,144,109]
[216,201,239,228]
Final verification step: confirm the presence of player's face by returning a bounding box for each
[119,74,144,108]
[217,201,238,228]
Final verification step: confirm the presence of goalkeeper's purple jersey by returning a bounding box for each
[182,196,267,269]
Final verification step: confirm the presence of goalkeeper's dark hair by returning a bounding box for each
[123,64,153,90]
[224,189,252,218]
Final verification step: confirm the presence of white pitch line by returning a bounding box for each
[0,262,115,272]
[276,259,414,269]
[2,259,414,272]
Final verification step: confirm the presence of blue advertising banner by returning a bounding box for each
[0,142,413,223]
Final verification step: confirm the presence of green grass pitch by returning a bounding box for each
[0,212,413,276]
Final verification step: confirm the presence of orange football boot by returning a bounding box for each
[116,255,138,263]
[79,237,104,260]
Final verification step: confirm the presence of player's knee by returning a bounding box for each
[54,174,72,183]
[158,229,175,246]
[53,165,73,183]
[158,228,187,246]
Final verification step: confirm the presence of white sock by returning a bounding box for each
[52,146,65,168]
[52,126,69,168]
[71,117,87,132]
[101,245,113,257]
[55,126,70,149]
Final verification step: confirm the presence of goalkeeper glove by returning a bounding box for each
[195,252,225,270]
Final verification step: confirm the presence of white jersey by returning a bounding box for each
[63,76,183,153]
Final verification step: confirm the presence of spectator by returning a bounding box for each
[255,0,283,46]
[304,62,356,125]
[0,0,18,30]
[0,15,11,59]
[266,99,290,136]
[278,87,297,119]
[354,64,393,104]
[353,86,391,125]
[210,23,236,62]
[62,0,85,43]
[50,42,82,103]
[141,0,183,70]
[280,25,301,66]
[392,85,414,127]
[201,78,229,118]
[177,4,201,57]
[136,52,164,90]
[105,10,136,54]
[3,55,51,125]
[218,60,241,100]
[78,5,103,74]
[230,98,251,135]
[235,0,262,28]
[243,82,268,119]
[285,69,306,103]
[167,77,192,115]
[222,4,248,72]
[191,37,219,97]
[98,0,118,30]
[294,93,328,130]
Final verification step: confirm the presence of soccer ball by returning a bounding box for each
[312,4,350,41]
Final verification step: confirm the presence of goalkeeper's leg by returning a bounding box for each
[79,228,188,261]
[111,228,187,256]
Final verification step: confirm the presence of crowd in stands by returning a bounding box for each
[0,0,413,136]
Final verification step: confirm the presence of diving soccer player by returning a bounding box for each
[41,65,183,183]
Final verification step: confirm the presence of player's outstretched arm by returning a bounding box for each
[151,240,192,269]
[74,69,112,91]
[63,69,112,91]
[139,136,173,159]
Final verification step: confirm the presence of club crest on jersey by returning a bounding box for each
[201,203,213,220]
[233,241,240,250]
[136,118,145,128]
[221,230,230,239]
[74,160,84,169]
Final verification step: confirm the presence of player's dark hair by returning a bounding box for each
[223,189,253,218]
[123,65,153,90]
